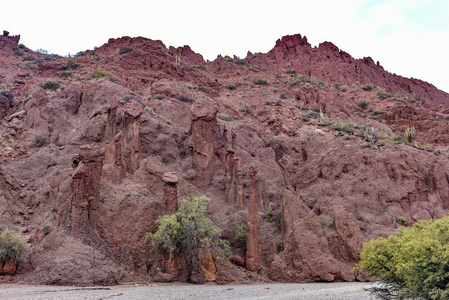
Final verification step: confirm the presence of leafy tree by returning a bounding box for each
[146,196,230,268]
[356,215,449,299]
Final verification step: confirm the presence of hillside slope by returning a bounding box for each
[1,32,449,284]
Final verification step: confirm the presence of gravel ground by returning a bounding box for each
[0,282,378,300]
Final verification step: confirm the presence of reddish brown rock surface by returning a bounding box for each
[246,164,261,272]
[1,31,449,285]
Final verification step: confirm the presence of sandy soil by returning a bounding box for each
[0,282,378,299]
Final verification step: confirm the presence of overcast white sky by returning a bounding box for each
[2,0,449,93]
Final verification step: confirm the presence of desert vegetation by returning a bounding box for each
[356,215,449,299]
[146,196,230,269]
[0,226,28,265]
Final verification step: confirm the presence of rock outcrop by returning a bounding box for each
[0,30,20,49]
[71,144,105,234]
[189,101,225,188]
[122,100,143,173]
[246,164,261,271]
[1,31,449,286]
[162,171,179,214]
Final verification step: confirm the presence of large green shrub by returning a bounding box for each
[146,196,230,267]
[0,227,28,263]
[356,215,449,299]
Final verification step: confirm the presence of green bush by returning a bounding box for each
[34,135,50,147]
[92,69,110,78]
[254,78,268,85]
[176,94,193,103]
[404,126,416,144]
[356,215,449,299]
[0,227,28,263]
[362,83,373,91]
[39,80,60,90]
[118,47,133,55]
[288,75,326,88]
[13,48,24,56]
[377,90,393,100]
[65,59,81,70]
[358,100,369,110]
[59,71,73,77]
[146,196,230,267]
[235,225,247,239]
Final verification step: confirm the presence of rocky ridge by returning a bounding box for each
[1,31,449,284]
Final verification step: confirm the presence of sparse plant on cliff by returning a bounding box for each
[404,126,415,144]
[397,216,407,225]
[34,135,50,147]
[176,94,193,103]
[91,69,119,82]
[146,196,230,268]
[254,78,268,85]
[377,89,393,100]
[59,71,73,78]
[317,215,334,228]
[234,224,247,239]
[358,100,369,110]
[118,47,133,55]
[356,215,449,300]
[288,75,326,88]
[64,59,81,70]
[238,105,251,115]
[0,227,28,264]
[268,133,279,150]
[92,69,110,78]
[334,83,347,92]
[39,79,60,90]
[362,83,374,91]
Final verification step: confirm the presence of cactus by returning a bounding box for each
[364,127,376,144]
[404,126,415,144]
[318,107,327,125]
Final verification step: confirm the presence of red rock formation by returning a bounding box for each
[114,132,125,184]
[104,103,118,164]
[71,144,105,234]
[189,101,221,188]
[199,248,216,282]
[246,164,261,271]
[0,30,20,49]
[162,172,179,214]
[225,148,235,204]
[122,100,143,174]
[0,260,16,275]
[235,156,244,210]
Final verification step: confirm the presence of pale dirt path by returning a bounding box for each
[0,282,378,300]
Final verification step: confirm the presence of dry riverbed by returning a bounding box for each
[0,282,378,299]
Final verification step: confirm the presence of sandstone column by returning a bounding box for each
[225,148,235,204]
[231,130,236,151]
[104,103,118,164]
[71,144,105,234]
[122,100,143,174]
[190,101,219,188]
[114,132,125,184]
[235,156,244,210]
[246,164,261,271]
[162,172,179,214]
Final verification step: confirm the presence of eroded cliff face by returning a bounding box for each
[1,32,449,285]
